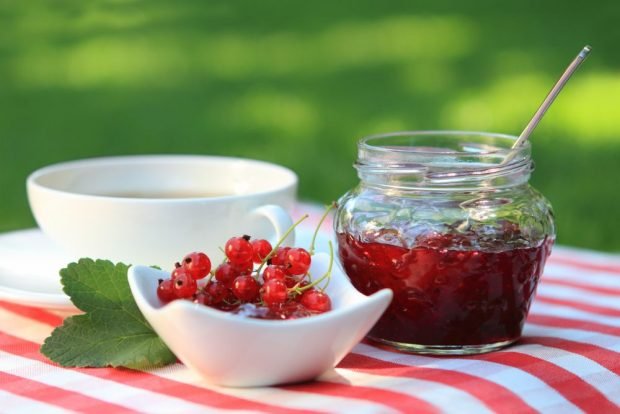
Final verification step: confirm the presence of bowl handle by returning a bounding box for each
[250,205,295,246]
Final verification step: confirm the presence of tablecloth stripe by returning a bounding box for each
[548,255,620,274]
[352,342,580,413]
[541,278,620,296]
[528,314,620,337]
[321,368,494,414]
[535,283,620,319]
[339,352,536,413]
[355,331,620,411]
[515,336,620,378]
[536,296,620,317]
[152,365,405,414]
[520,336,620,375]
[538,283,620,308]
[281,374,441,414]
[469,351,618,412]
[0,301,65,326]
[0,332,318,414]
[0,389,76,414]
[532,303,620,328]
[505,344,620,405]
[0,349,260,414]
[524,324,620,354]
[544,264,620,285]
[0,371,138,414]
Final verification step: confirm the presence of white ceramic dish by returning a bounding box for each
[128,253,392,387]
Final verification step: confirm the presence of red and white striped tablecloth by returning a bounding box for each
[1,204,620,413]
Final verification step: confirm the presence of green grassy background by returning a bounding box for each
[1,0,619,251]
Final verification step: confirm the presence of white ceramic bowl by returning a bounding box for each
[27,155,297,268]
[128,253,392,387]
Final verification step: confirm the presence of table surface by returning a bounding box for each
[1,203,620,413]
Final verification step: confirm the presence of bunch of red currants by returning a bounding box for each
[156,224,333,319]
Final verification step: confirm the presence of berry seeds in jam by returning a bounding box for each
[337,230,553,353]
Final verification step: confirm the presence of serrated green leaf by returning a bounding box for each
[41,258,176,369]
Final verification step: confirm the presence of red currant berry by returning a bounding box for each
[205,281,229,304]
[262,265,287,282]
[173,272,198,299]
[231,259,254,275]
[215,263,239,286]
[157,278,176,302]
[182,252,211,280]
[251,239,272,263]
[232,275,260,302]
[284,275,300,288]
[260,279,288,307]
[284,248,311,275]
[193,290,213,306]
[270,247,290,266]
[300,289,331,313]
[171,264,186,279]
[225,236,254,265]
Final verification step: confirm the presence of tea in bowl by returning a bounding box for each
[27,155,297,269]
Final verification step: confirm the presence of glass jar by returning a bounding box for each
[335,131,555,355]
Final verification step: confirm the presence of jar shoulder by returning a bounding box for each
[338,185,552,213]
[335,184,555,249]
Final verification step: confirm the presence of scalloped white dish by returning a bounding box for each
[128,253,392,387]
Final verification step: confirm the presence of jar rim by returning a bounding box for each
[359,130,528,156]
[355,130,532,189]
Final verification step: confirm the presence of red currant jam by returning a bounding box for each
[337,232,553,347]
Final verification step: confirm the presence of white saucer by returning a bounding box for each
[0,227,335,311]
[0,228,75,310]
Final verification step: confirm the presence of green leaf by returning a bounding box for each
[41,259,176,369]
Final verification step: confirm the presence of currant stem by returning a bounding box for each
[308,202,336,256]
[256,214,309,275]
[317,241,333,291]
[291,240,333,294]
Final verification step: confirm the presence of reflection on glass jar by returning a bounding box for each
[335,131,555,355]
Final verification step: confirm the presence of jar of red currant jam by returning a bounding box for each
[335,131,555,355]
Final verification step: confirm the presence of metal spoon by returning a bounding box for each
[503,45,592,163]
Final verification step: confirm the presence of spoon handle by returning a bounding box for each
[512,45,592,150]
